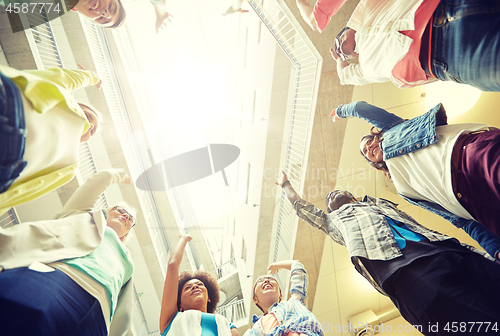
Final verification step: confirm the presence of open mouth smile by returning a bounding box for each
[89,0,100,11]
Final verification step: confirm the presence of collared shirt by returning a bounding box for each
[246,262,324,336]
[339,0,439,87]
[293,197,494,294]
[336,101,500,259]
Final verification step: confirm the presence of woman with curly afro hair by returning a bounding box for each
[159,234,239,336]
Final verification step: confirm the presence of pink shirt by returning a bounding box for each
[259,313,304,335]
[391,0,441,87]
[313,0,349,32]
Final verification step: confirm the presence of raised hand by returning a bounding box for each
[179,233,192,242]
[275,170,289,187]
[330,108,341,122]
[77,63,102,89]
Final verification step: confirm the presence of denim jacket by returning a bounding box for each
[336,101,500,259]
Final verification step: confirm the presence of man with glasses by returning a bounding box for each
[331,0,500,91]
[276,170,500,331]
[244,260,324,336]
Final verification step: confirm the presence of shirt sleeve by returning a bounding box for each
[402,195,500,260]
[54,169,128,217]
[289,261,308,305]
[294,198,345,246]
[313,0,349,32]
[336,101,404,131]
[24,68,100,92]
[338,64,379,86]
[462,221,500,260]
[293,199,327,231]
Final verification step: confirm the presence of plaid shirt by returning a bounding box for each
[245,262,324,336]
[294,196,494,294]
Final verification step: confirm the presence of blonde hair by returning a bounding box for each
[107,201,137,244]
[78,102,104,136]
[107,0,126,29]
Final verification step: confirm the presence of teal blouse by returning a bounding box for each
[61,227,134,318]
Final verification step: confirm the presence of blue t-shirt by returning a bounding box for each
[385,216,425,249]
[360,216,465,287]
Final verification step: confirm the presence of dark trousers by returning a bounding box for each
[0,72,27,194]
[0,267,107,336]
[454,130,500,236]
[386,252,500,335]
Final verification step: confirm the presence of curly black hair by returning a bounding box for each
[177,271,220,313]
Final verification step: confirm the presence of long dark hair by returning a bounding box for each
[360,127,391,180]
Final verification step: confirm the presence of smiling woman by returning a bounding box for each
[333,100,500,255]
[245,260,324,336]
[72,0,127,28]
[0,65,104,215]
[0,169,136,336]
[160,234,238,336]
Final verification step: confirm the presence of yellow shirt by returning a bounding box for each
[0,65,100,214]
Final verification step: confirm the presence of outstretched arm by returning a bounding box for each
[275,171,301,205]
[268,259,298,273]
[24,67,101,92]
[150,0,173,34]
[159,234,192,333]
[298,0,349,32]
[296,0,319,30]
[76,64,102,89]
[333,101,404,131]
[223,0,249,15]
[55,169,131,217]
[401,196,500,261]
[462,221,500,261]
[269,260,308,304]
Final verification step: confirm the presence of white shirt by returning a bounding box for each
[16,95,85,184]
[339,0,424,86]
[387,124,489,221]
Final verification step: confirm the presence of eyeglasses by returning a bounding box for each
[255,276,277,285]
[112,206,136,227]
[335,27,351,61]
[253,276,280,297]
[253,276,278,293]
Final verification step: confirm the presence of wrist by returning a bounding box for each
[281,180,291,188]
